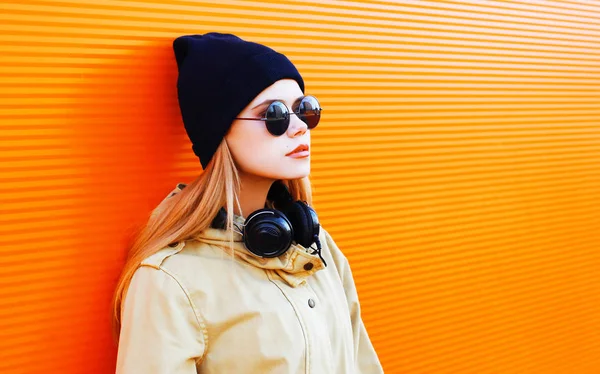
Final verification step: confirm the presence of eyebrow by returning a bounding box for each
[251,95,304,111]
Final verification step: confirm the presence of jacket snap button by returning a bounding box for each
[308,298,316,308]
[303,262,314,271]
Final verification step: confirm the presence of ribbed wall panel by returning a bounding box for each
[1,1,599,373]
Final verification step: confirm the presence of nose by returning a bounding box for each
[287,115,308,137]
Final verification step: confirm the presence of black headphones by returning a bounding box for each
[208,180,326,266]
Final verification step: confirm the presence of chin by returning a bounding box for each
[274,169,310,180]
[265,166,310,180]
[243,159,310,180]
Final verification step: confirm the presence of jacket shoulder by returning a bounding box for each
[319,226,352,278]
[140,240,187,269]
[320,227,348,260]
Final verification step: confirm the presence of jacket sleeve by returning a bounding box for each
[116,265,207,373]
[323,228,385,374]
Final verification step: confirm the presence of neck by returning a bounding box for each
[232,171,276,218]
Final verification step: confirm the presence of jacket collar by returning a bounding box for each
[165,184,326,287]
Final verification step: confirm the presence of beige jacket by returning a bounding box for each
[116,184,384,373]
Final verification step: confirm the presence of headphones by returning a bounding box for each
[208,180,326,266]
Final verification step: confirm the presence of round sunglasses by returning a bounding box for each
[234,95,322,136]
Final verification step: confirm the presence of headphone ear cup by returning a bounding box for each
[243,209,294,258]
[283,201,320,248]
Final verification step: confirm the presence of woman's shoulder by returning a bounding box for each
[139,239,226,273]
[319,226,348,260]
[138,238,254,291]
[317,225,355,281]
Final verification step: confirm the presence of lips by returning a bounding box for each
[286,144,309,156]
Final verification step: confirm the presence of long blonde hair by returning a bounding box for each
[110,139,313,343]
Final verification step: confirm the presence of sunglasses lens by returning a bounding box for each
[296,95,321,129]
[265,101,289,136]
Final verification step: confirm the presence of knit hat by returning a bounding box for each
[173,32,306,169]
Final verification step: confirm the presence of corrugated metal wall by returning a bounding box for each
[1,1,599,373]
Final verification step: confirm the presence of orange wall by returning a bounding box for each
[2,1,600,373]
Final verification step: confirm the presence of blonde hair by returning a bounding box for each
[110,139,313,343]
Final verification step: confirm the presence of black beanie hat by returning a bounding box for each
[173,32,306,169]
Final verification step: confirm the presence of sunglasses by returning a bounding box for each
[234,95,322,136]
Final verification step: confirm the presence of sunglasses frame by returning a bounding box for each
[234,95,323,136]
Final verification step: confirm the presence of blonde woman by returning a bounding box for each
[112,32,384,373]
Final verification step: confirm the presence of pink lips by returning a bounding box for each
[287,151,310,158]
[286,144,309,157]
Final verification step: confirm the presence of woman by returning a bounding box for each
[112,32,384,373]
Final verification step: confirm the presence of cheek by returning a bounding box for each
[227,126,279,170]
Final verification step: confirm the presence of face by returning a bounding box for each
[225,79,311,180]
